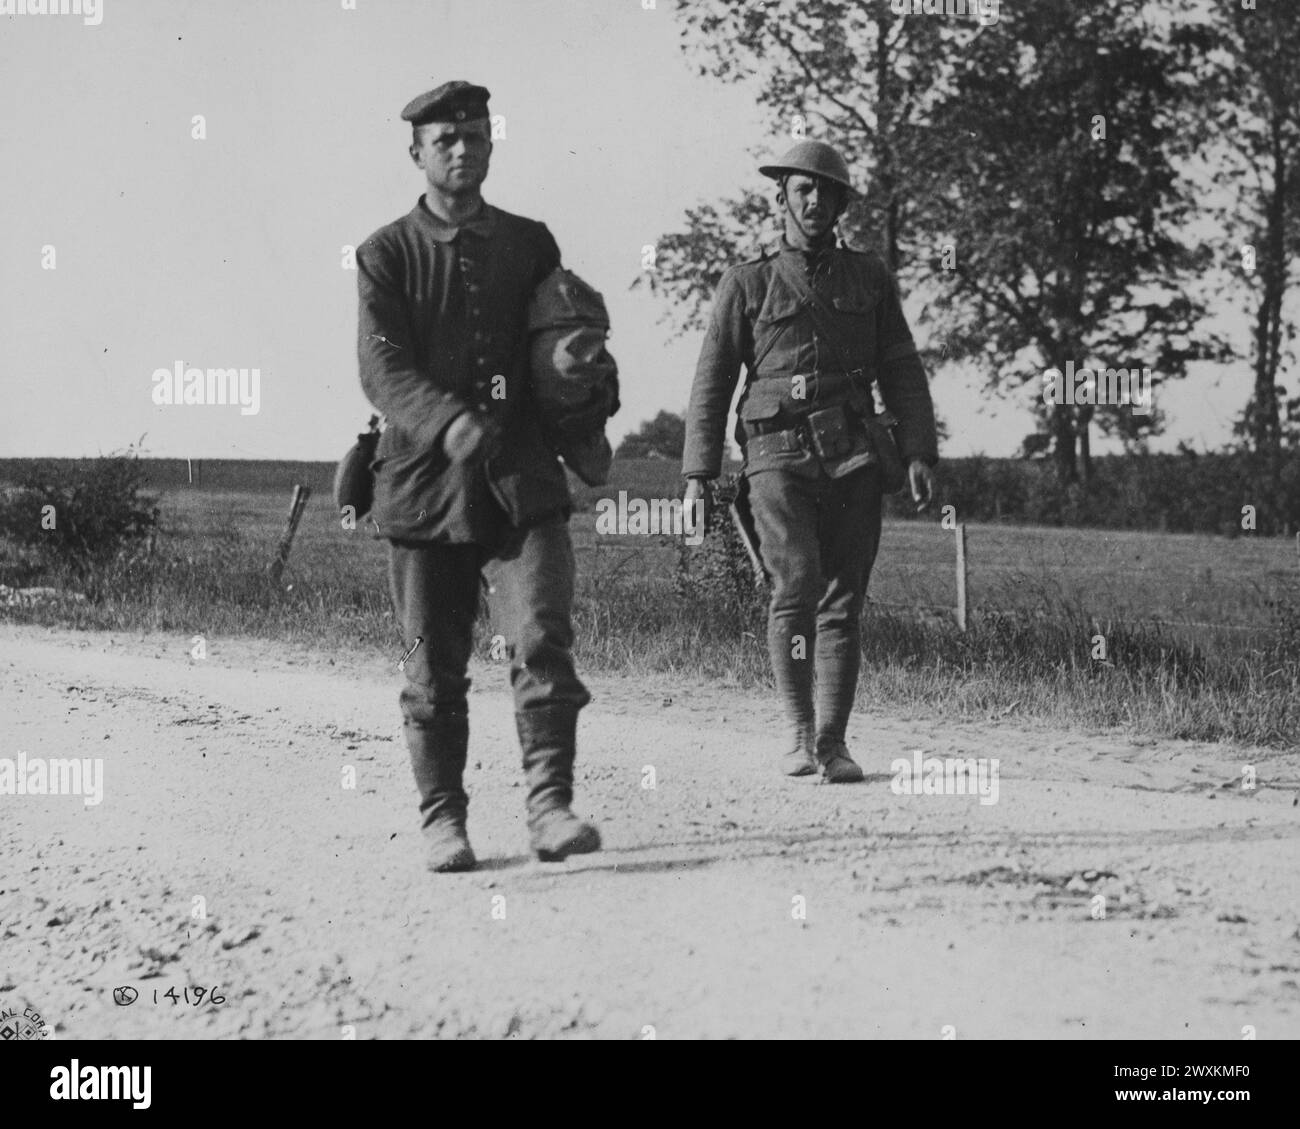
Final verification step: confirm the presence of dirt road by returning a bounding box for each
[2,624,1297,1040]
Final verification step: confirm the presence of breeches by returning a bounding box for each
[387,517,590,726]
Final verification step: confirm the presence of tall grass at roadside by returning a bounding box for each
[2,470,1297,748]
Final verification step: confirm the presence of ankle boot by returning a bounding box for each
[406,709,476,872]
[814,734,865,783]
[781,723,818,776]
[516,704,601,861]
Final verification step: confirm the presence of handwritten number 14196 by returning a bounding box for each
[152,986,226,1006]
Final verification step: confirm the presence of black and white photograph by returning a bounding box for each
[1,0,1297,1078]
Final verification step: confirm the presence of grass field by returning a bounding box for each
[2,457,1298,747]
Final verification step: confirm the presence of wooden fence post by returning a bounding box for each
[269,484,311,583]
[955,522,968,633]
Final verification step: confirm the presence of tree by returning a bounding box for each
[644,0,1233,485]
[640,0,957,329]
[616,410,687,459]
[1200,1,1300,458]
[920,0,1231,483]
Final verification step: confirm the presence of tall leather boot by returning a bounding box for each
[814,634,865,784]
[770,612,818,776]
[406,708,477,872]
[516,704,601,861]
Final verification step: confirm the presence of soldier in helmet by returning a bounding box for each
[356,81,600,871]
[682,140,939,782]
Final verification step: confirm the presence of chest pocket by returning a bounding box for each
[749,280,805,380]
[755,283,803,324]
[737,379,795,421]
[823,286,883,367]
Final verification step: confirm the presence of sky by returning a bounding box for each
[0,0,1265,462]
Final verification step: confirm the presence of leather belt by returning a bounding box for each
[746,425,811,460]
[747,418,803,437]
[744,379,876,437]
[750,368,867,388]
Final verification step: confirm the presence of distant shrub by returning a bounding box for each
[0,448,160,568]
[614,410,686,460]
[884,450,1300,535]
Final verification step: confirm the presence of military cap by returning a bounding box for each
[401,81,491,126]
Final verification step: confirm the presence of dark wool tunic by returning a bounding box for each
[357,198,568,544]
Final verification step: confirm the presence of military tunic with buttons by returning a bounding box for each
[358,199,570,545]
[682,237,939,772]
[682,239,938,478]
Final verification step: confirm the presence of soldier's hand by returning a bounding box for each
[442,410,497,464]
[908,459,935,512]
[683,477,708,542]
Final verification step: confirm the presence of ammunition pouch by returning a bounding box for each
[806,405,874,478]
[741,388,906,491]
[740,372,884,482]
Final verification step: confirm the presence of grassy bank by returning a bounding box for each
[2,480,1297,749]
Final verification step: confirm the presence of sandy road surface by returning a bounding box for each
[2,624,1298,1040]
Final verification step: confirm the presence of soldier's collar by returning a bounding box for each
[774,233,838,259]
[411,197,498,242]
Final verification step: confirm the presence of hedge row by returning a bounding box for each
[884,451,1300,535]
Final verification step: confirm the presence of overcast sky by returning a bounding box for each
[0,0,1261,461]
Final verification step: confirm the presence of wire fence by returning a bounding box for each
[574,520,1300,638]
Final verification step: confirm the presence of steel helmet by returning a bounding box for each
[527,267,620,487]
[758,140,856,194]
